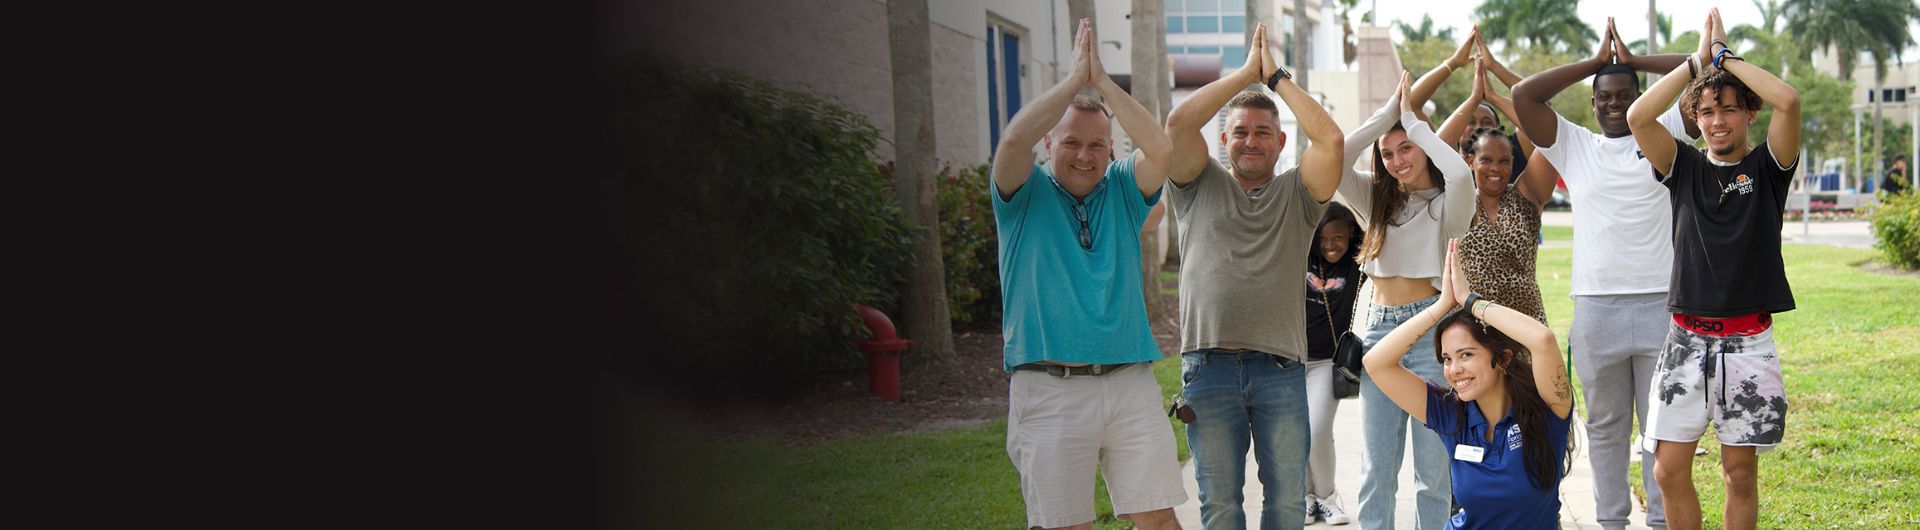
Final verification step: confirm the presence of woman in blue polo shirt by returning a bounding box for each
[1362,240,1576,529]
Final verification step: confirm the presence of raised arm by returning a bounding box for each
[1407,28,1479,123]
[992,19,1095,199]
[1608,19,1700,139]
[1260,32,1345,201]
[1437,59,1489,147]
[1510,19,1616,149]
[1087,22,1172,198]
[1477,38,1524,88]
[1166,23,1270,186]
[1714,12,1799,165]
[1630,12,1720,177]
[1335,77,1404,220]
[1365,239,1466,422]
[1443,241,1570,418]
[1515,149,1560,210]
[1399,84,1475,237]
[1489,79,1536,159]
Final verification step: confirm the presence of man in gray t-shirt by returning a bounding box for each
[1163,22,1345,530]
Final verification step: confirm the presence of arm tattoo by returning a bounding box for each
[1551,372,1572,402]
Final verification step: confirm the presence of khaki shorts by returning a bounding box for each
[1643,324,1788,453]
[1006,363,1187,528]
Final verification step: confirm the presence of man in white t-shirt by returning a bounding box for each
[1511,19,1698,530]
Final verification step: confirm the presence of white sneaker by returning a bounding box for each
[1305,499,1320,525]
[1318,499,1351,526]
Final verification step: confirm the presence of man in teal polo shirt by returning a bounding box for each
[993,19,1185,530]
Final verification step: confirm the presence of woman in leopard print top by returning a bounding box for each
[1454,126,1554,323]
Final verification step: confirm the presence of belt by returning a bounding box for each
[1013,362,1138,378]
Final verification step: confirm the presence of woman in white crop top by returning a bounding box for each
[1335,70,1475,530]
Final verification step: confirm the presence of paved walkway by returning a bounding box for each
[1171,398,1653,529]
[1540,209,1874,249]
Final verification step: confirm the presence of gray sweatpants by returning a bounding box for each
[1571,292,1668,530]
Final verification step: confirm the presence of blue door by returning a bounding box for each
[987,23,1023,154]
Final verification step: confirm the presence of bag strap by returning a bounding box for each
[1315,262,1355,349]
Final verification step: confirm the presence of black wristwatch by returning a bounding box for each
[1266,66,1293,91]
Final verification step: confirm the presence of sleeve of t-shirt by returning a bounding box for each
[1167,155,1211,216]
[1659,103,1698,141]
[1658,136,1700,186]
[1282,166,1329,225]
[1423,386,1458,432]
[1107,151,1162,228]
[1756,141,1799,195]
[991,164,1043,227]
[1535,113,1587,187]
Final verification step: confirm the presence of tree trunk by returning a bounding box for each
[1131,0,1173,327]
[1246,0,1260,49]
[1292,0,1310,163]
[1874,85,1885,189]
[887,0,954,370]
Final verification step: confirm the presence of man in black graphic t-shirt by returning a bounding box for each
[1624,9,1798,530]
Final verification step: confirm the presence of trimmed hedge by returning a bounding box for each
[936,164,1000,328]
[627,61,913,377]
[1872,190,1920,269]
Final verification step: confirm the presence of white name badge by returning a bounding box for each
[1454,444,1485,463]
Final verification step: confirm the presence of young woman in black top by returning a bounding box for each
[1302,202,1364,525]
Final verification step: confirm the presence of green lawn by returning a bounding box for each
[667,244,1917,529]
[1543,224,1573,241]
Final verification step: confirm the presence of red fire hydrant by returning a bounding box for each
[852,304,912,402]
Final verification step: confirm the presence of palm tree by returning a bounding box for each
[1474,0,1599,55]
[1730,0,1804,74]
[1784,0,1920,83]
[885,0,955,367]
[1395,14,1454,42]
[1626,14,1673,54]
[1785,0,1920,190]
[1129,0,1173,325]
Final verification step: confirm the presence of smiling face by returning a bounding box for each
[1439,324,1507,402]
[1377,130,1432,187]
[1044,107,1114,195]
[1694,86,1755,158]
[1315,220,1353,264]
[1592,73,1639,138]
[1222,107,1286,182]
[1468,133,1515,197]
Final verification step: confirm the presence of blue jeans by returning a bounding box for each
[1180,349,1308,530]
[1356,295,1453,530]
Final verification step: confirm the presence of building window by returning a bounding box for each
[1222,15,1245,33]
[1167,16,1184,33]
[1188,15,1219,33]
[1223,46,1246,68]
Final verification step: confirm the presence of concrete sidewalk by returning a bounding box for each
[1171,399,1654,529]
[1541,209,1874,249]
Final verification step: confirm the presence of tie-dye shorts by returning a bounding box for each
[1641,323,1788,452]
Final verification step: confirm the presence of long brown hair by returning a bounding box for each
[1431,308,1575,491]
[1359,123,1445,263]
